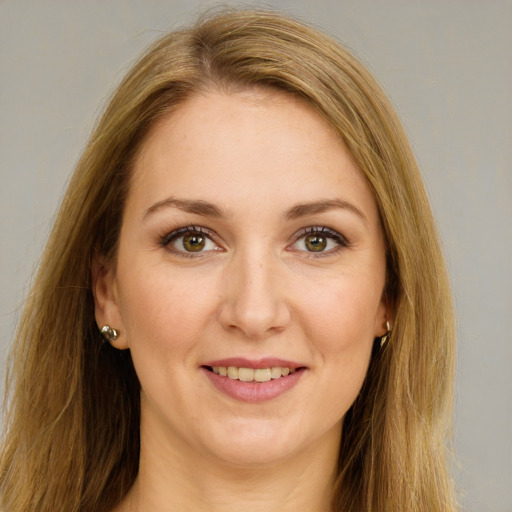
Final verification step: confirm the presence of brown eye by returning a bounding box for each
[162,226,221,257]
[182,233,206,252]
[289,227,348,255]
[304,234,327,252]
[160,226,223,258]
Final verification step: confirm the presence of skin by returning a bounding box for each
[93,88,389,512]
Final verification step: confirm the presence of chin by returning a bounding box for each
[198,416,337,469]
[207,440,298,469]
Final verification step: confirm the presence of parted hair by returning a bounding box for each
[0,8,456,512]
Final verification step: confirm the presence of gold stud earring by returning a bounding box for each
[380,321,391,347]
[100,325,119,344]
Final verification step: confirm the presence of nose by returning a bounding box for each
[217,249,291,339]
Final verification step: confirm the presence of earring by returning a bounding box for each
[380,321,391,347]
[100,325,119,344]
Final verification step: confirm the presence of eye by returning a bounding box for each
[290,227,348,255]
[160,226,221,256]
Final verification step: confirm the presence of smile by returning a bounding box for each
[201,359,306,403]
[207,366,296,382]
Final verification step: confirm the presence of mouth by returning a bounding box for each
[201,360,307,403]
[203,365,304,382]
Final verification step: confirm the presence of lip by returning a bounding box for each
[201,357,307,403]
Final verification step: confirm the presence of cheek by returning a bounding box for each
[115,267,219,410]
[297,274,380,414]
[116,263,218,355]
[300,274,381,351]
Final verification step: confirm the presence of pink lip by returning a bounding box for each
[200,358,307,404]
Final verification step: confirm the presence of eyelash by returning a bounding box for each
[159,225,349,258]
[290,226,349,257]
[159,225,221,258]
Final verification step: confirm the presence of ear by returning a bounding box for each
[91,253,129,349]
[374,293,395,338]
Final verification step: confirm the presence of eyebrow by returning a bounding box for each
[143,196,367,223]
[144,197,229,220]
[285,199,367,223]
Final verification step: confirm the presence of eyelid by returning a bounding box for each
[159,225,223,256]
[159,224,349,258]
[288,226,350,255]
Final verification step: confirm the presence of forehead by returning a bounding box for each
[128,89,378,221]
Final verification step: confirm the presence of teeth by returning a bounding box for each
[211,366,296,382]
[271,367,282,379]
[254,368,272,382]
[238,368,254,382]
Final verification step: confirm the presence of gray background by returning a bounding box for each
[1,1,511,510]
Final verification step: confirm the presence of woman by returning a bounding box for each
[0,9,456,512]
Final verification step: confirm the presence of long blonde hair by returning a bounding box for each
[0,9,456,512]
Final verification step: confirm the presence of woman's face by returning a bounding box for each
[94,89,388,467]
